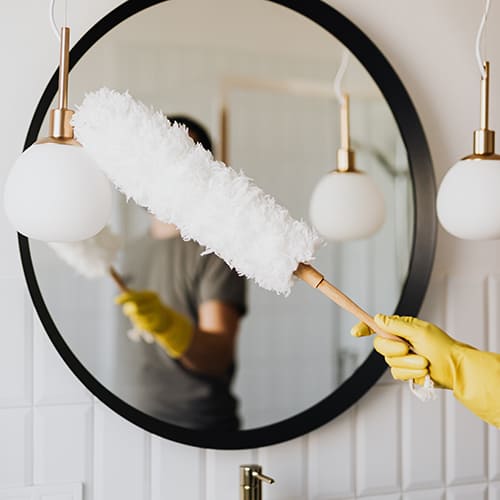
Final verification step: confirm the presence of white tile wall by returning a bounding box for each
[355,385,401,497]
[308,407,355,498]
[206,448,255,500]
[3,276,497,500]
[0,277,32,408]
[490,425,500,483]
[1,276,494,500]
[0,483,82,500]
[488,277,500,483]
[33,405,92,485]
[33,317,91,406]
[403,489,444,500]
[401,387,444,491]
[259,438,307,500]
[151,438,204,500]
[0,408,32,487]
[93,403,150,500]
[445,392,488,486]
[359,494,400,500]
[447,483,488,500]
[490,482,500,500]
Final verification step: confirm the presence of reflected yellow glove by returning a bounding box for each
[352,314,500,427]
[115,290,193,359]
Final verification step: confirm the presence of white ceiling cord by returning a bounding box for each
[49,0,69,41]
[333,48,349,105]
[476,0,491,78]
[47,1,490,78]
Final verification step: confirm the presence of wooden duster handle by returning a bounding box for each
[108,266,129,293]
[294,263,408,345]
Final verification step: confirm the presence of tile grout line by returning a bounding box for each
[28,300,35,486]
[397,383,403,498]
[88,400,95,500]
[353,400,358,498]
[144,430,152,500]
[443,274,448,491]
[485,274,492,486]
[201,447,207,500]
[303,434,309,500]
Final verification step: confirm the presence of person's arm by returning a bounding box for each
[351,314,500,427]
[181,250,246,377]
[116,290,241,379]
[179,300,240,377]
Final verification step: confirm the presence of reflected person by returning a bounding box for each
[117,116,247,430]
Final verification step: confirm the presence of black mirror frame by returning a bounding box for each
[18,0,436,449]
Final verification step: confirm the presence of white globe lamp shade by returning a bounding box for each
[4,142,112,242]
[309,171,385,241]
[437,159,500,240]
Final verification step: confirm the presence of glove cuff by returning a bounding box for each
[154,309,194,359]
[451,345,500,427]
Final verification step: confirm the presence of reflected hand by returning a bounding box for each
[352,314,500,427]
[115,289,193,358]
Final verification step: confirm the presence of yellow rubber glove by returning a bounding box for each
[115,290,193,359]
[351,314,500,427]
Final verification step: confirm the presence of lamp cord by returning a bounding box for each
[333,48,349,105]
[476,0,491,78]
[49,0,69,41]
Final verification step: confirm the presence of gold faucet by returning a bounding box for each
[240,465,274,500]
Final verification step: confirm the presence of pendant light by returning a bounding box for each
[309,51,385,241]
[3,1,112,242]
[437,0,500,240]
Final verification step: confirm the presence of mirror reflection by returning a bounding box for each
[31,0,413,430]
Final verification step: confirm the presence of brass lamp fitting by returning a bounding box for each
[465,61,500,160]
[37,26,79,146]
[219,104,228,164]
[336,93,357,172]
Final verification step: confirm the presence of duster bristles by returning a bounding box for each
[72,88,321,295]
[49,226,122,279]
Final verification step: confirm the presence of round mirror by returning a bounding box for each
[20,0,435,448]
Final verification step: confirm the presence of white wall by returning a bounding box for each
[0,1,499,499]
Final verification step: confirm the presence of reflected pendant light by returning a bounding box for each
[3,20,112,242]
[437,0,500,240]
[309,92,385,241]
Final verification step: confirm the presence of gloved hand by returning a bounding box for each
[115,289,193,358]
[352,314,500,427]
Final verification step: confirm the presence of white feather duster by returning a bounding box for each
[72,88,321,295]
[49,225,122,278]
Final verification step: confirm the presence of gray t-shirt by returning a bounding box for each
[120,235,247,430]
